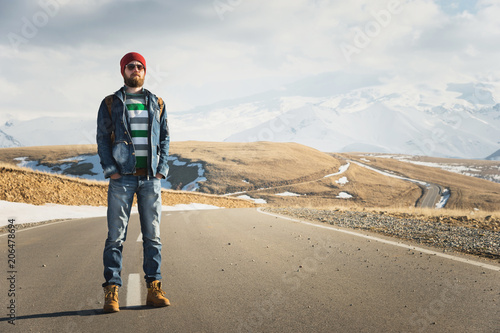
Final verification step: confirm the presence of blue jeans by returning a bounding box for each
[103,175,163,287]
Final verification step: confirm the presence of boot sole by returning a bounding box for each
[103,307,120,313]
[146,301,170,307]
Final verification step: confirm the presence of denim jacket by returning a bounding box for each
[96,87,170,179]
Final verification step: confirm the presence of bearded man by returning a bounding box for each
[96,52,170,313]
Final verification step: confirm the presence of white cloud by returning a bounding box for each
[0,0,498,123]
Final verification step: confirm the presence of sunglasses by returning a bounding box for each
[126,63,144,71]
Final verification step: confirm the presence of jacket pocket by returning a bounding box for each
[112,141,130,165]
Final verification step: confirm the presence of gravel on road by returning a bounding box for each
[264,207,500,261]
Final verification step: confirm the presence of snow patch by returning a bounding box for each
[223,191,246,196]
[275,191,302,197]
[172,158,187,166]
[236,195,267,204]
[435,189,451,209]
[0,200,222,228]
[336,192,353,199]
[324,163,350,178]
[335,177,349,186]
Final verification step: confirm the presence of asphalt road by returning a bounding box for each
[419,183,442,209]
[1,208,499,333]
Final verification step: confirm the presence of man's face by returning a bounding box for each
[123,61,145,88]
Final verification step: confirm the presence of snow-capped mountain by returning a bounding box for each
[0,128,22,148]
[223,93,500,158]
[1,72,499,159]
[0,117,96,147]
[486,149,500,161]
[172,73,500,159]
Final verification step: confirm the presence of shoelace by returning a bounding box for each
[153,287,166,296]
[105,289,118,301]
[150,284,166,296]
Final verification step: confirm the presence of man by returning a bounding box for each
[96,52,170,313]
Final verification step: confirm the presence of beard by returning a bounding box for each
[124,73,145,88]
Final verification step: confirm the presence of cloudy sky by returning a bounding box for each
[0,0,499,123]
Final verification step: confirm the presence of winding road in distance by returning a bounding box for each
[344,158,445,209]
[1,208,498,332]
[419,183,444,209]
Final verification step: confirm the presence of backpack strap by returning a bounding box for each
[157,97,164,116]
[105,94,114,119]
[104,95,115,144]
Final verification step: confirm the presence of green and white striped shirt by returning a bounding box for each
[125,92,148,169]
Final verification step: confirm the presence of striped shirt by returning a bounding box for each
[125,92,148,169]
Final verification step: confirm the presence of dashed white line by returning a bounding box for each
[126,273,142,307]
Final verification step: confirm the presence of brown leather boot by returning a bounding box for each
[103,285,120,313]
[146,280,170,307]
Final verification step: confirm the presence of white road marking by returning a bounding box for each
[126,273,142,307]
[257,208,500,272]
[0,219,76,237]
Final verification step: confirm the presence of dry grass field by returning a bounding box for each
[169,141,343,194]
[1,142,499,226]
[0,163,256,209]
[240,162,421,208]
[393,155,500,183]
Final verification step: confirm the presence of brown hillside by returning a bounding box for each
[170,141,342,194]
[0,164,256,209]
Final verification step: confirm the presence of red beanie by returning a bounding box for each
[120,52,146,76]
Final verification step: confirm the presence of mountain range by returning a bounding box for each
[1,72,499,160]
